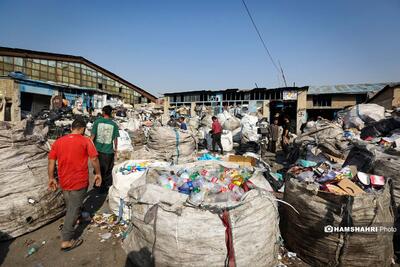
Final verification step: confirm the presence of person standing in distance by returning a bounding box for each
[178,116,188,130]
[91,105,119,194]
[48,118,102,251]
[269,118,280,153]
[211,116,224,154]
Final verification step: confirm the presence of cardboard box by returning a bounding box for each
[337,178,364,196]
[326,184,348,195]
[228,155,256,167]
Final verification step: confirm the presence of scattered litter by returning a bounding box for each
[25,241,46,257]
[100,232,112,240]
[91,213,128,242]
[197,153,220,161]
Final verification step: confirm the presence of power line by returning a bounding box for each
[241,0,287,86]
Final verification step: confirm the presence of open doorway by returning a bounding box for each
[269,100,297,133]
[20,92,51,117]
[4,103,12,121]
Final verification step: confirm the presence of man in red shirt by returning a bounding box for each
[211,116,224,154]
[48,118,102,251]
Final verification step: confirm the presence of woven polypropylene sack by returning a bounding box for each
[281,178,394,267]
[0,120,65,240]
[123,161,280,267]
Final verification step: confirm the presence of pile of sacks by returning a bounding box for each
[122,161,280,267]
[0,120,65,240]
[197,111,260,152]
[131,127,197,164]
[197,112,238,152]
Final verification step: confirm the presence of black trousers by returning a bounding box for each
[212,133,223,153]
[98,152,114,191]
[268,140,277,153]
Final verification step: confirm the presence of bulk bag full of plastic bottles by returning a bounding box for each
[108,160,170,221]
[123,161,280,267]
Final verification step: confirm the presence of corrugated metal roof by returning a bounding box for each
[308,83,399,95]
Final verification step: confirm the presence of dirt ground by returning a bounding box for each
[0,151,309,267]
[0,188,133,267]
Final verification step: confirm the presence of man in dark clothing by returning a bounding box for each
[48,118,101,251]
[281,117,290,155]
[211,116,223,154]
[178,116,188,130]
[269,119,280,153]
[91,105,119,194]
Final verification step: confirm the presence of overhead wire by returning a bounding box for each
[241,0,287,86]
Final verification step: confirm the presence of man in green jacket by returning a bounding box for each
[91,105,119,194]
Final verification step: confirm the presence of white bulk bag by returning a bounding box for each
[206,130,233,151]
[123,161,279,267]
[118,129,134,152]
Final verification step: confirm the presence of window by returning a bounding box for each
[14,57,23,66]
[40,64,48,72]
[32,70,39,77]
[3,56,13,64]
[313,95,332,107]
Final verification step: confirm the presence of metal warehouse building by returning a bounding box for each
[0,46,156,121]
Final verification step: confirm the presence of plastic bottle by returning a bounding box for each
[189,190,206,205]
[158,175,170,188]
[178,181,194,195]
[189,171,200,181]
[229,184,245,201]
[26,241,45,257]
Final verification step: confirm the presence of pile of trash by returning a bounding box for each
[281,111,399,266]
[288,119,351,164]
[0,119,65,240]
[339,103,385,130]
[287,159,385,195]
[123,161,279,267]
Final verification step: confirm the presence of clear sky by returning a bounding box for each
[0,0,399,96]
